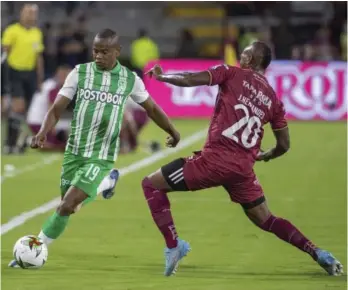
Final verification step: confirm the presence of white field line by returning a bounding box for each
[1,155,61,183]
[1,129,207,235]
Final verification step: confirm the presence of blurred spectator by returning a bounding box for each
[1,53,9,117]
[222,25,239,66]
[330,2,347,57]
[273,22,294,59]
[341,22,347,61]
[258,27,276,58]
[25,65,72,152]
[176,29,198,58]
[291,46,302,60]
[131,29,159,78]
[120,98,160,154]
[238,27,257,53]
[74,15,88,42]
[303,44,316,61]
[73,16,89,63]
[42,22,57,77]
[66,2,78,16]
[224,2,256,16]
[57,23,88,68]
[312,26,336,61]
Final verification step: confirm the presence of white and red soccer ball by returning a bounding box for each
[13,235,48,269]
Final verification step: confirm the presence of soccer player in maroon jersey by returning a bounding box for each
[143,41,343,277]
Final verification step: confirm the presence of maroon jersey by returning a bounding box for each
[202,64,287,172]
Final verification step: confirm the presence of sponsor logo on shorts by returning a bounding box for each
[79,88,123,105]
[169,167,184,185]
[61,178,71,187]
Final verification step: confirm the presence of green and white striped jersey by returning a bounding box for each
[58,61,149,162]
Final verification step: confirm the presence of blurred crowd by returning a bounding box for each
[42,16,89,78]
[2,2,345,78]
[1,2,347,155]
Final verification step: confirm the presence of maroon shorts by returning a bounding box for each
[162,151,264,206]
[120,110,148,151]
[29,124,67,147]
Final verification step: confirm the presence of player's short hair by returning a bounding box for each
[96,28,117,39]
[252,41,272,70]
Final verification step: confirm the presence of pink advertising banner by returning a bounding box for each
[143,60,347,121]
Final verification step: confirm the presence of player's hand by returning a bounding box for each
[256,150,271,162]
[145,64,163,80]
[31,132,47,149]
[166,131,180,148]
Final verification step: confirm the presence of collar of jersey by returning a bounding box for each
[92,61,121,74]
[18,22,36,31]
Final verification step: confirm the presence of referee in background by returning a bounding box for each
[2,4,44,154]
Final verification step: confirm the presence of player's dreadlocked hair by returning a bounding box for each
[97,28,117,39]
[252,41,272,70]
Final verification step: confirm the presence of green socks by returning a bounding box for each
[41,212,70,240]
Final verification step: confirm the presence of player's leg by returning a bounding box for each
[39,159,118,240]
[8,183,88,268]
[142,154,219,276]
[9,159,119,267]
[142,159,191,276]
[38,186,89,245]
[225,172,343,276]
[243,199,319,258]
[142,161,182,248]
[245,201,344,275]
[15,72,37,153]
[244,201,343,275]
[5,69,26,154]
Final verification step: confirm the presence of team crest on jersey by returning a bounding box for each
[79,88,123,105]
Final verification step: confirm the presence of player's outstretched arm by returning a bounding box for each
[139,97,180,148]
[146,64,210,87]
[257,127,290,162]
[31,95,71,149]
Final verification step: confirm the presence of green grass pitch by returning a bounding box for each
[1,119,347,290]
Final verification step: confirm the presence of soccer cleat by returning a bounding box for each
[316,249,344,276]
[8,259,20,268]
[101,169,119,199]
[164,239,191,276]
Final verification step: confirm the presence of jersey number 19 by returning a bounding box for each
[222,104,262,148]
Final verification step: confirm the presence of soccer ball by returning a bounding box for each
[13,235,48,269]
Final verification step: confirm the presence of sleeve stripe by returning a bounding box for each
[272,126,288,132]
[207,70,213,86]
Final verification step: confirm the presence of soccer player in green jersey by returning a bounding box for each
[9,28,180,268]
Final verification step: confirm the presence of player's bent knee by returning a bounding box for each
[142,176,153,190]
[244,198,272,227]
[144,170,172,191]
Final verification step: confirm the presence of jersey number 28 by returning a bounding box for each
[222,104,262,148]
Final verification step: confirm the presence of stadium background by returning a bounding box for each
[1,2,347,290]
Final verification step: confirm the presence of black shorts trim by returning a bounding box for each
[161,158,189,191]
[241,196,266,210]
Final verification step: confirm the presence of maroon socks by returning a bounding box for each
[259,215,318,260]
[142,177,178,248]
